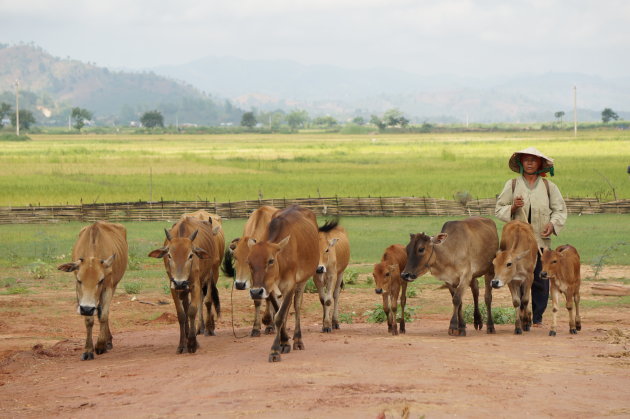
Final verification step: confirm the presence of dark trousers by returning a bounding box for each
[531,252,548,324]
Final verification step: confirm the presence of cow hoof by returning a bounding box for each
[95,346,107,355]
[187,341,198,353]
[81,352,94,361]
[204,330,216,337]
[264,326,275,335]
[474,323,483,331]
[515,328,523,335]
[333,322,340,330]
[400,328,406,334]
[269,352,281,362]
[176,346,185,354]
[448,328,456,336]
[251,329,261,337]
[570,329,578,334]
[486,326,496,334]
[549,330,557,336]
[391,329,398,336]
[322,327,332,333]
[523,324,531,332]
[576,324,582,331]
[106,342,113,350]
[458,328,467,337]
[293,341,305,351]
[280,344,291,354]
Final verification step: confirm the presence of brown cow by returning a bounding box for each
[491,220,539,334]
[180,210,225,335]
[541,245,582,336]
[58,221,128,360]
[372,244,407,335]
[401,217,499,336]
[222,205,280,336]
[314,219,350,333]
[148,216,221,353]
[247,205,319,362]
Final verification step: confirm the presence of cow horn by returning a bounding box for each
[189,229,199,242]
[164,228,172,241]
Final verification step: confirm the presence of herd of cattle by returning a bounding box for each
[57,205,582,362]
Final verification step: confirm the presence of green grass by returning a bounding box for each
[0,130,628,206]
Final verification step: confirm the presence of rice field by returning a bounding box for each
[0,130,628,206]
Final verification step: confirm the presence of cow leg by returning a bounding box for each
[270,288,295,362]
[521,278,533,332]
[574,289,582,331]
[173,289,187,354]
[484,273,495,334]
[251,299,263,337]
[399,281,407,334]
[382,293,393,333]
[95,286,114,355]
[332,271,343,330]
[197,280,207,336]
[186,286,199,353]
[549,283,560,336]
[390,281,400,335]
[449,279,468,336]
[81,315,95,360]
[566,291,578,334]
[470,278,483,331]
[323,271,335,333]
[508,282,522,334]
[203,275,219,336]
[263,295,277,335]
[293,282,306,350]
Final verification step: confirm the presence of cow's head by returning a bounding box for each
[58,254,116,317]
[401,232,447,282]
[316,236,339,275]
[228,236,257,290]
[372,261,399,294]
[246,236,290,300]
[491,249,530,288]
[148,228,210,291]
[540,248,558,281]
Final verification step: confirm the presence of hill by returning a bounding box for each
[0,44,242,126]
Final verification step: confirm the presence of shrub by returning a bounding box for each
[338,312,355,324]
[124,281,142,294]
[365,304,416,323]
[343,268,359,285]
[304,278,318,293]
[463,303,515,325]
[28,260,52,279]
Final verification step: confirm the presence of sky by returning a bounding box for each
[2,0,629,77]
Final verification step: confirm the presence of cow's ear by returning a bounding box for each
[229,237,240,251]
[58,261,80,272]
[212,225,221,236]
[193,247,210,259]
[148,247,168,258]
[101,254,116,268]
[277,235,291,251]
[328,238,339,248]
[515,250,530,261]
[431,233,448,245]
[247,238,257,248]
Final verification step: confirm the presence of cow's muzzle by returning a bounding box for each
[400,272,416,282]
[234,280,247,290]
[316,266,326,274]
[375,288,383,295]
[172,280,190,290]
[540,271,548,280]
[250,287,266,300]
[79,305,96,316]
[491,279,503,289]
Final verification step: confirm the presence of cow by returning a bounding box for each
[491,220,539,334]
[148,216,221,353]
[180,210,225,335]
[401,217,499,336]
[57,221,128,360]
[314,219,350,333]
[247,205,319,362]
[372,244,407,335]
[541,245,582,336]
[222,205,280,336]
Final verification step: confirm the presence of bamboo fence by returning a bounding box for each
[0,196,628,224]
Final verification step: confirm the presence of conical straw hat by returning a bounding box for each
[508,147,554,174]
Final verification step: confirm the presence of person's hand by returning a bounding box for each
[511,196,524,213]
[541,222,555,237]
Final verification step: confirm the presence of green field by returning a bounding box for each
[0,130,628,206]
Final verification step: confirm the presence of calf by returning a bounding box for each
[149,217,221,353]
[314,220,350,333]
[402,217,499,336]
[58,221,128,360]
[541,245,582,336]
[491,220,538,334]
[372,244,407,335]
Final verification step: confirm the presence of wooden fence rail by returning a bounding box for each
[0,197,628,224]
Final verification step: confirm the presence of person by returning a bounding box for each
[495,147,567,327]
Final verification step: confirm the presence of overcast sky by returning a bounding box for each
[2,0,629,77]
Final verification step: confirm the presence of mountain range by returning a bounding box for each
[1,43,628,126]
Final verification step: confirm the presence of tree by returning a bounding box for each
[352,116,365,125]
[312,115,338,128]
[383,108,409,128]
[140,110,164,128]
[0,102,11,128]
[10,109,36,131]
[286,110,309,131]
[554,111,565,124]
[71,107,93,131]
[370,115,386,131]
[601,108,619,123]
[241,112,257,129]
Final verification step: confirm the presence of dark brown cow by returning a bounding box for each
[247,205,319,362]
[491,220,538,334]
[401,217,499,336]
[58,221,128,360]
[148,217,221,353]
[223,205,280,336]
[372,244,407,335]
[314,220,350,333]
[541,245,582,336]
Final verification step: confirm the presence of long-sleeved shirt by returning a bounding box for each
[495,176,567,249]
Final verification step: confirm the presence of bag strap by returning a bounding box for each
[512,178,551,200]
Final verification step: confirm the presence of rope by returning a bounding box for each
[230,279,249,339]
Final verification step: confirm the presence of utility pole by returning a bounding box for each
[14,80,19,136]
[573,86,577,137]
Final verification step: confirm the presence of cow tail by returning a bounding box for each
[221,250,235,278]
[211,281,221,318]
